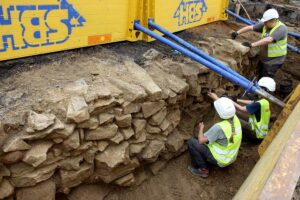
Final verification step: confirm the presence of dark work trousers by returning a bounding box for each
[236,111,263,144]
[187,137,218,169]
[258,61,283,78]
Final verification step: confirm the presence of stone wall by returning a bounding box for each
[0,38,251,200]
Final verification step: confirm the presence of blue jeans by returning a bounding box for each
[187,137,218,169]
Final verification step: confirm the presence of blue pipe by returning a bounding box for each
[225,9,300,53]
[148,20,250,84]
[288,32,300,39]
[134,21,255,93]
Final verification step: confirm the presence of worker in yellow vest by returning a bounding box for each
[233,77,276,141]
[231,9,288,78]
[187,96,242,178]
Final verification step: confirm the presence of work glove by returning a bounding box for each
[242,42,252,48]
[231,31,238,39]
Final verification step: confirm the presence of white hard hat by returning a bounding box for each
[258,77,276,92]
[261,9,279,22]
[214,97,236,119]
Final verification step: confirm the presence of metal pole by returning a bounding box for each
[134,21,285,107]
[148,20,250,84]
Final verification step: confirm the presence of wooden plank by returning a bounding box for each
[257,121,300,200]
[233,101,300,200]
[259,84,300,156]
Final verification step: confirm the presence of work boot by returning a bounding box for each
[188,165,209,178]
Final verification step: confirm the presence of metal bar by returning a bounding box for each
[134,21,285,107]
[148,19,250,84]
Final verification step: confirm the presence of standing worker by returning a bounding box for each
[231,9,288,78]
[233,77,276,142]
[187,95,242,178]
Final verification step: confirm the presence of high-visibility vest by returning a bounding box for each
[249,99,270,139]
[207,116,242,167]
[261,21,287,58]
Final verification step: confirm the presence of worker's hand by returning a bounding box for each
[242,42,252,48]
[208,92,219,100]
[231,31,238,39]
[198,122,205,131]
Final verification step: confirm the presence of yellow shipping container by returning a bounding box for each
[0,0,229,61]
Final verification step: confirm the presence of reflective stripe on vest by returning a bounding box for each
[261,21,287,58]
[249,99,271,139]
[207,116,242,167]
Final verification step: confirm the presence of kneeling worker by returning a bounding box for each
[233,77,276,142]
[187,95,242,178]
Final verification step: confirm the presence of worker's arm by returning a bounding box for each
[237,25,254,35]
[237,99,254,105]
[233,102,248,113]
[198,122,208,144]
[251,36,274,47]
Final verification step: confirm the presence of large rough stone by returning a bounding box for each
[62,130,80,150]
[132,119,146,138]
[166,129,184,152]
[26,111,55,132]
[64,79,88,96]
[146,123,161,134]
[122,102,141,114]
[68,184,110,200]
[109,131,124,144]
[120,127,134,140]
[0,151,24,165]
[98,113,114,125]
[59,155,84,171]
[16,179,56,200]
[167,108,181,128]
[108,78,147,102]
[167,74,189,94]
[60,163,94,191]
[47,123,76,139]
[84,85,112,103]
[88,97,116,114]
[114,173,135,187]
[115,114,132,128]
[95,142,129,169]
[2,135,31,153]
[0,179,14,199]
[124,61,162,100]
[141,100,165,118]
[227,39,250,55]
[129,142,147,156]
[10,163,57,187]
[97,141,109,152]
[140,140,165,162]
[23,141,53,167]
[85,124,118,140]
[149,107,167,126]
[159,118,171,131]
[0,164,10,182]
[95,158,139,183]
[67,96,90,123]
[78,117,99,129]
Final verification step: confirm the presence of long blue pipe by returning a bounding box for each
[148,20,250,84]
[134,21,285,107]
[134,21,255,93]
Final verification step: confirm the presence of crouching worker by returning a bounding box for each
[233,77,276,142]
[187,95,242,178]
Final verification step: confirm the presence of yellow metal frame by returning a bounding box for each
[0,0,229,61]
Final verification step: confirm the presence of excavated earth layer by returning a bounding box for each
[0,21,299,200]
